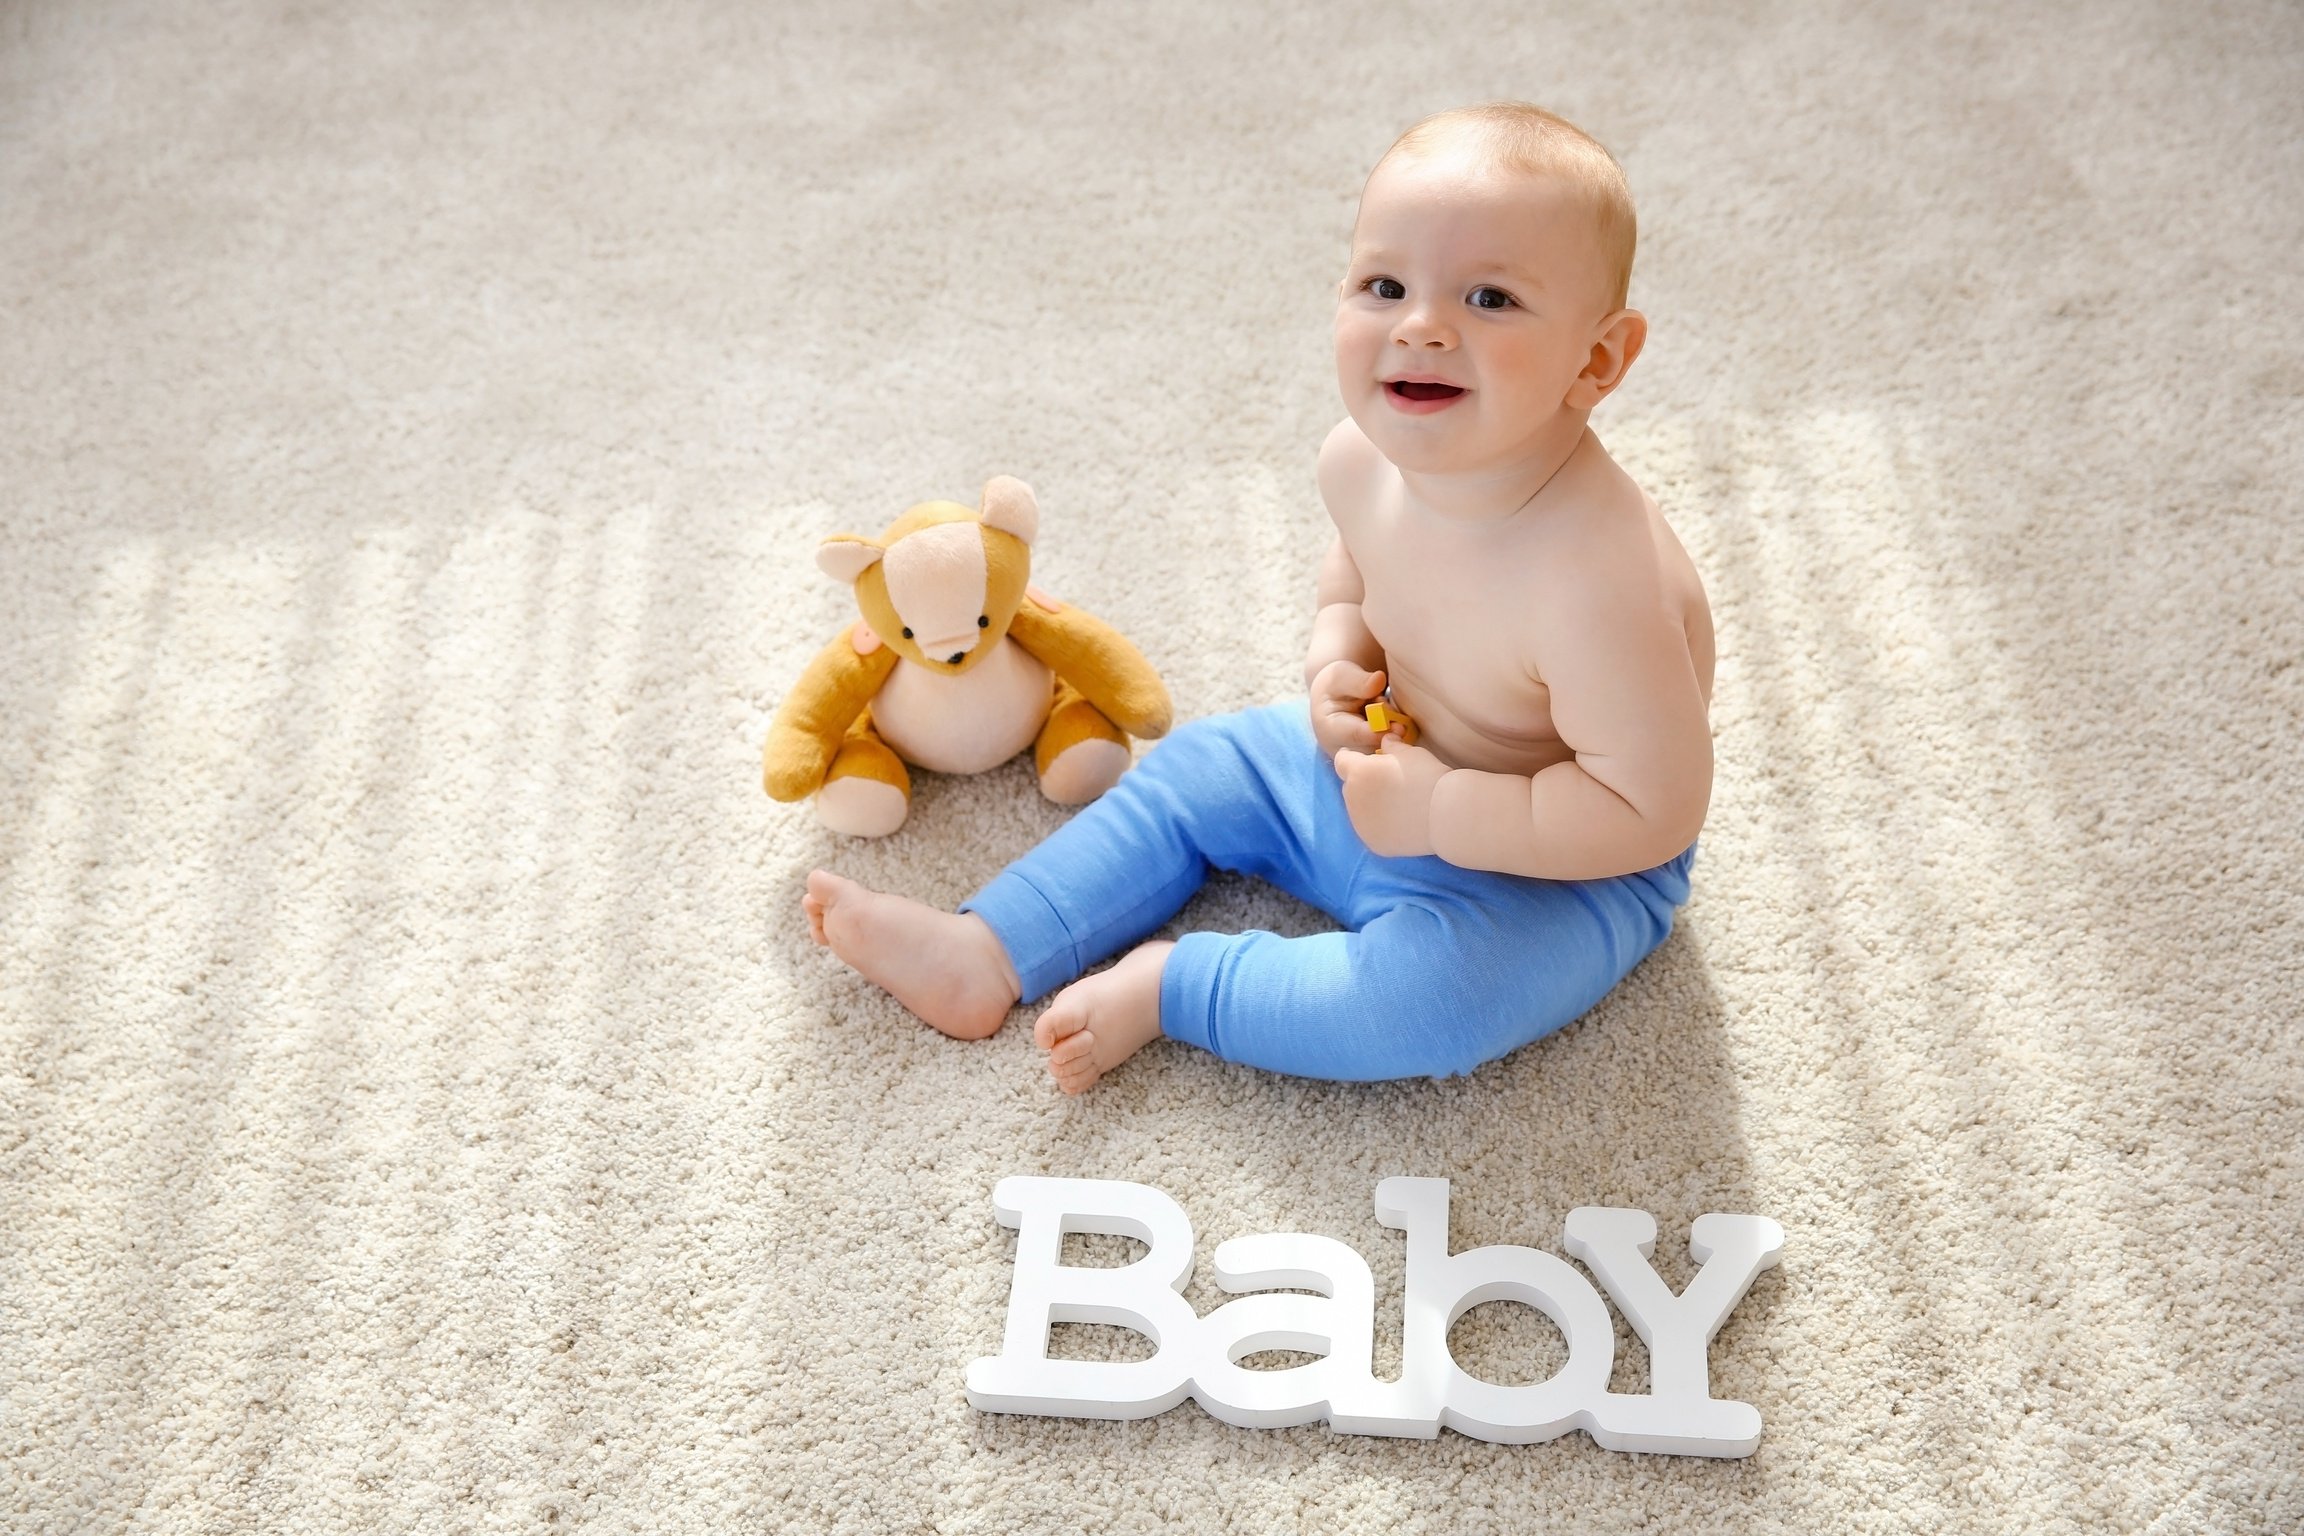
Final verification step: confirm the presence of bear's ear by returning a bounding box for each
[980,476,1038,547]
[817,536,885,585]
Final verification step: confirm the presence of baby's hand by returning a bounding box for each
[1311,660,1395,760]
[1335,738,1447,857]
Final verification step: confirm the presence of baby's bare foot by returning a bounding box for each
[1032,941,1174,1095]
[804,870,1020,1040]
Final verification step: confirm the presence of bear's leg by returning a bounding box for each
[818,712,911,837]
[1034,681,1131,806]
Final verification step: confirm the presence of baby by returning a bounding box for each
[804,103,1714,1093]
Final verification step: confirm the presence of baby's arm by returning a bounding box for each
[1431,553,1711,881]
[1305,424,1398,760]
[1303,536,1382,692]
[1303,536,1396,759]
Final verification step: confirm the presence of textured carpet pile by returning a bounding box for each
[3,2,2299,1531]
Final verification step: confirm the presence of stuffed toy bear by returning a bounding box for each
[762,476,1172,837]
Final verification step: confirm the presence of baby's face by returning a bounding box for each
[1336,150,1617,478]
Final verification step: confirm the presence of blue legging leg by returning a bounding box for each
[959,704,1349,1004]
[963,700,1694,1081]
[1157,864,1688,1082]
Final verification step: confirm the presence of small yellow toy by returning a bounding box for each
[1364,698,1419,745]
[762,476,1172,838]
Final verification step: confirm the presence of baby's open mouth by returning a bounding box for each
[1388,380,1465,402]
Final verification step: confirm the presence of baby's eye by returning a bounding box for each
[1468,286,1517,311]
[901,626,914,640]
[1362,276,1405,301]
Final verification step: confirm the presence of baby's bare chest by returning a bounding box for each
[1352,500,1539,651]
[1357,568,1531,681]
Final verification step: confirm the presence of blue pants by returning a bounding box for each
[960,701,1695,1082]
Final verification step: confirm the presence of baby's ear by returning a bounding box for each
[980,476,1038,547]
[816,536,885,584]
[1567,308,1648,410]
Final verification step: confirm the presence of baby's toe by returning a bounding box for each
[1033,1007,1084,1050]
[1046,1030,1097,1068]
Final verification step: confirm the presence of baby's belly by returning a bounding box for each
[1358,572,1571,777]
[1385,656,1575,778]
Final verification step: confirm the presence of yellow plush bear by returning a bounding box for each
[762,476,1173,837]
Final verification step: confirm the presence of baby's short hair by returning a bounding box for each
[1377,102,1637,313]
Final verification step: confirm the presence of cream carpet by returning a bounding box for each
[5,1,2300,1530]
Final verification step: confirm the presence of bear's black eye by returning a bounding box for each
[977,615,989,628]
[900,627,913,640]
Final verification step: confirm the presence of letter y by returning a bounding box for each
[1565,1208,1787,1457]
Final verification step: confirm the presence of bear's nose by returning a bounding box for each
[917,630,978,662]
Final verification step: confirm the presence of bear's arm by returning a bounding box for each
[1006,599,1172,741]
[762,629,900,801]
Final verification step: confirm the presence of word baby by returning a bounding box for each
[966,1176,1786,1458]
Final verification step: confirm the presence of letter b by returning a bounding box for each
[964,1177,1201,1419]
[1372,1177,1617,1444]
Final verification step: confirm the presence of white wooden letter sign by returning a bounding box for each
[966,1176,1785,1458]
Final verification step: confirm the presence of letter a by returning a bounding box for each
[1193,1232,1378,1430]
